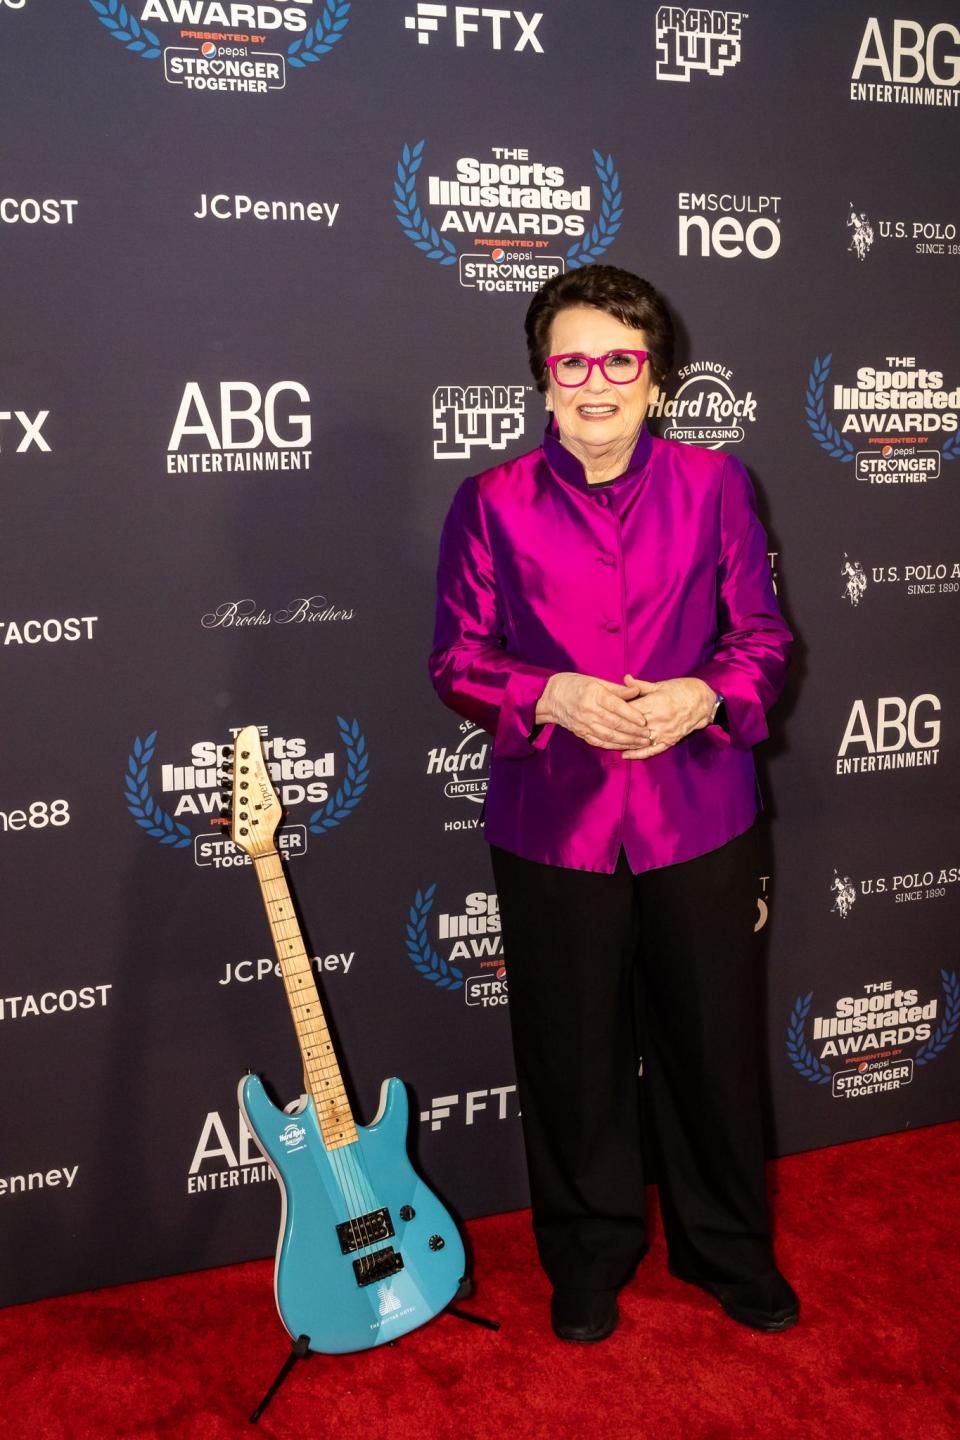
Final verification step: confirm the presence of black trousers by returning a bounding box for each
[491,827,775,1295]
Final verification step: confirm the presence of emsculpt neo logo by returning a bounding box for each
[678,191,781,259]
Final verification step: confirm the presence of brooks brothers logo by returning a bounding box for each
[219,948,354,985]
[836,694,941,777]
[427,720,489,829]
[648,360,756,448]
[787,973,960,1099]
[848,202,957,259]
[830,863,959,916]
[0,406,51,452]
[851,17,960,109]
[188,1105,276,1194]
[1,616,98,646]
[420,1084,519,1130]
[655,7,747,81]
[404,5,543,51]
[805,354,960,481]
[841,555,960,605]
[167,379,311,474]
[0,982,109,1021]
[406,886,506,1006]
[432,384,529,459]
[194,193,340,226]
[677,191,780,260]
[87,0,352,95]
[0,198,77,226]
[394,141,622,289]
[201,594,355,628]
[0,798,71,834]
[123,720,368,863]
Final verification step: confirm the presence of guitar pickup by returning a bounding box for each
[336,1207,395,1255]
[353,1246,404,1288]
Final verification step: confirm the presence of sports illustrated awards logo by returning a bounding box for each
[647,360,756,448]
[188,1106,276,1194]
[830,863,959,916]
[847,202,957,259]
[840,556,960,605]
[124,720,368,863]
[87,0,352,96]
[193,194,340,226]
[1,616,98,647]
[404,5,543,51]
[0,199,78,226]
[201,594,355,629]
[851,17,960,109]
[394,141,622,290]
[805,354,960,480]
[836,694,941,776]
[677,192,780,260]
[655,7,746,81]
[0,798,71,835]
[406,885,506,1006]
[787,973,959,1100]
[420,1084,519,1130]
[426,720,489,830]
[166,380,311,474]
[0,407,51,452]
[432,385,528,459]
[0,982,109,1022]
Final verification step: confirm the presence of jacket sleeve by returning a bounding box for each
[428,476,556,758]
[690,456,792,751]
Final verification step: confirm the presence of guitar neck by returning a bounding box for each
[251,848,357,1150]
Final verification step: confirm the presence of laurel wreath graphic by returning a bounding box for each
[786,992,832,1084]
[308,717,369,834]
[941,433,960,461]
[566,151,622,268]
[393,142,458,266]
[915,969,960,1065]
[124,732,192,848]
[805,355,856,462]
[88,1,161,58]
[287,1,352,66]
[405,884,465,991]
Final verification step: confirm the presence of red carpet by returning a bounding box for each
[2,1123,957,1440]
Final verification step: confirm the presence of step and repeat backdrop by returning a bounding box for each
[1,1,958,1307]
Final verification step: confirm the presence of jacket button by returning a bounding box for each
[597,552,615,566]
[603,619,620,633]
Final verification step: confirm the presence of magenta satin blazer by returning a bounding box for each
[429,423,792,874]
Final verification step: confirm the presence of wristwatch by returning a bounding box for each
[711,691,728,730]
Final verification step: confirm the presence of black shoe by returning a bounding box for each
[550,1289,619,1343]
[668,1266,800,1332]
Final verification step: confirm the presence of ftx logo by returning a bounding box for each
[420,1086,519,1130]
[405,5,544,51]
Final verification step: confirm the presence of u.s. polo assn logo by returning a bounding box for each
[86,1,352,96]
[124,720,367,866]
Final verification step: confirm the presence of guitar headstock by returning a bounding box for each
[229,726,283,859]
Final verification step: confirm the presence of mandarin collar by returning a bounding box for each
[541,418,653,494]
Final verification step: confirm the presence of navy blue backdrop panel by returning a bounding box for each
[1,1,957,1305]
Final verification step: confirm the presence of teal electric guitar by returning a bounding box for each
[230,726,466,1353]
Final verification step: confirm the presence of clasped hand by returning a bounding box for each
[536,672,716,760]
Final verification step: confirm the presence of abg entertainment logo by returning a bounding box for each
[851,17,960,108]
[655,7,746,82]
[406,884,506,1006]
[787,972,959,1100]
[677,192,781,260]
[836,693,941,776]
[432,384,528,459]
[394,140,622,291]
[166,380,312,474]
[404,5,543,51]
[806,354,960,481]
[188,1105,275,1195]
[648,360,756,448]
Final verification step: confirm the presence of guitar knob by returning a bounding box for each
[428,1234,445,1251]
[399,1206,415,1221]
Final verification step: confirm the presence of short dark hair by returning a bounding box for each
[524,264,674,392]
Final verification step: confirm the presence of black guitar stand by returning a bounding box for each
[248,1280,499,1425]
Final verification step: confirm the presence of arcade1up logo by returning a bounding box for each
[393,141,623,290]
[787,972,959,1101]
[123,720,368,866]
[86,0,352,96]
[805,354,960,483]
[405,885,506,1008]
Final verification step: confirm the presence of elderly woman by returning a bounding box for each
[429,264,796,1343]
